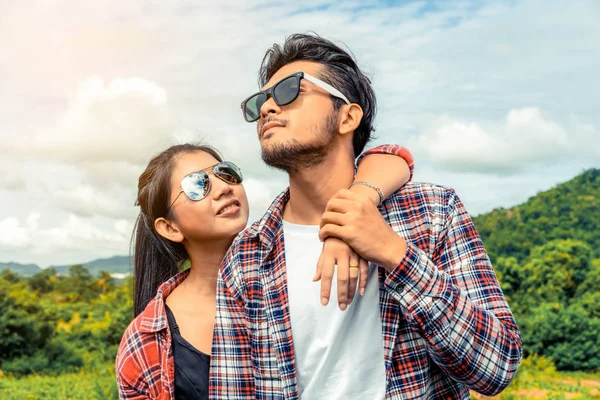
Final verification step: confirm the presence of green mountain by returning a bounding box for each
[51,255,131,276]
[473,168,600,263]
[1,256,131,277]
[0,262,42,277]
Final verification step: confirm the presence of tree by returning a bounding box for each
[519,240,592,304]
[0,280,54,361]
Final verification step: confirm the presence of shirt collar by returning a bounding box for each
[138,269,190,333]
[246,188,289,248]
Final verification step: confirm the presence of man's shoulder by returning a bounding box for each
[389,181,457,203]
[229,188,288,251]
[229,220,266,249]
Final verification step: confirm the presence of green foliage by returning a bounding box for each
[473,168,600,263]
[0,369,118,400]
[1,269,22,284]
[1,339,83,376]
[519,302,600,371]
[0,267,132,377]
[509,240,600,371]
[0,280,54,361]
[28,268,57,294]
[519,240,592,304]
[470,169,600,372]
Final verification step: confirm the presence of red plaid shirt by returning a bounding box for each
[116,270,189,399]
[210,146,522,399]
[115,145,415,399]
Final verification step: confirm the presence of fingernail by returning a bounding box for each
[321,297,328,306]
[340,303,347,311]
[360,288,365,296]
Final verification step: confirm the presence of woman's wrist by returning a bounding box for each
[349,181,383,206]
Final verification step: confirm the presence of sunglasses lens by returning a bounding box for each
[214,162,243,184]
[273,76,299,106]
[243,93,266,122]
[181,171,210,201]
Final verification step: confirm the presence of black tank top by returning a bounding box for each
[165,304,211,400]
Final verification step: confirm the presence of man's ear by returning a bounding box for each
[338,104,364,136]
[154,217,184,243]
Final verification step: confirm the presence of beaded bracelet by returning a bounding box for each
[350,181,384,206]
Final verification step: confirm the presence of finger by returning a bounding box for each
[334,188,359,201]
[320,256,335,306]
[319,223,346,242]
[358,257,369,296]
[319,211,347,228]
[325,198,353,213]
[336,258,349,311]
[347,252,360,305]
[313,248,325,282]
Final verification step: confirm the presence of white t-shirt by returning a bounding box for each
[283,220,386,399]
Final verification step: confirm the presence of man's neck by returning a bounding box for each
[283,147,355,225]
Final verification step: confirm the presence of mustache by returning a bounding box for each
[257,116,287,135]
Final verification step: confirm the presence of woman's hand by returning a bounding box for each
[314,235,369,311]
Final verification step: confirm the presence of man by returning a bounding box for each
[210,33,522,399]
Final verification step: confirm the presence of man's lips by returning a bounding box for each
[260,121,284,137]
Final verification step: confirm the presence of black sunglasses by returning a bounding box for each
[169,161,243,209]
[240,71,351,123]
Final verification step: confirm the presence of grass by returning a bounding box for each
[1,360,599,399]
[471,370,600,399]
[0,367,118,400]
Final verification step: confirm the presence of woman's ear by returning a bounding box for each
[154,217,184,243]
[338,104,364,136]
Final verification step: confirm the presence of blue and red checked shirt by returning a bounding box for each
[115,145,415,399]
[210,145,522,399]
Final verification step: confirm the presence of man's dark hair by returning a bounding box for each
[259,33,377,157]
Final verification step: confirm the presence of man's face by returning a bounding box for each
[256,60,339,172]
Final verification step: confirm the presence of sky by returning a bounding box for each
[0,0,598,267]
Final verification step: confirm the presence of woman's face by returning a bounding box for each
[164,150,249,244]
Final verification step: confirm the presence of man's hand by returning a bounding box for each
[319,189,408,272]
[314,237,369,311]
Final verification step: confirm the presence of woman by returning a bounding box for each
[116,142,413,399]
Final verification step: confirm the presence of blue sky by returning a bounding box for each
[0,0,598,267]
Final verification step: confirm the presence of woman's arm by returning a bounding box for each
[351,145,414,205]
[316,145,415,309]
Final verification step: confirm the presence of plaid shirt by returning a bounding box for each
[115,145,414,399]
[210,146,522,399]
[116,270,189,399]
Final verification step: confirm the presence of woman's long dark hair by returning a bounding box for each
[132,143,223,316]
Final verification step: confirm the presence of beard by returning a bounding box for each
[261,112,338,174]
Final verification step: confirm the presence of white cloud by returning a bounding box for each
[0,172,26,191]
[0,216,33,247]
[31,76,176,166]
[409,107,579,174]
[51,185,137,219]
[0,212,132,257]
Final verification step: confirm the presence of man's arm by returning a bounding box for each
[319,188,523,396]
[209,247,255,399]
[381,189,522,396]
